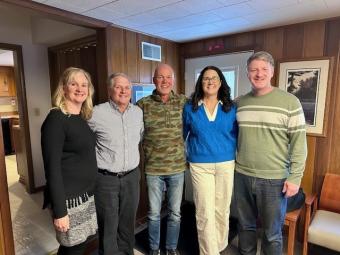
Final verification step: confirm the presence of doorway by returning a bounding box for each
[184,51,254,99]
[48,35,100,105]
[0,45,34,193]
[0,44,54,255]
[0,43,33,255]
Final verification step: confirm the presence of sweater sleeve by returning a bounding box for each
[41,111,67,219]
[287,100,307,185]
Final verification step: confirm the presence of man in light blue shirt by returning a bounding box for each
[88,73,144,255]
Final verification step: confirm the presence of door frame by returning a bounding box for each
[0,43,35,193]
[0,43,30,255]
[0,125,15,255]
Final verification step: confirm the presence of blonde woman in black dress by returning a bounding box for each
[41,67,97,255]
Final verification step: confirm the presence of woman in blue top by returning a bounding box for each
[183,66,237,255]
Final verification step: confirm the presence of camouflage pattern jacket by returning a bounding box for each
[137,90,187,175]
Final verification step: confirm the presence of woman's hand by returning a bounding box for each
[54,215,69,232]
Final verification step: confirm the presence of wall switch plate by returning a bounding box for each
[34,108,40,116]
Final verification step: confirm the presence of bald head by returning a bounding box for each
[153,63,175,101]
[154,63,174,78]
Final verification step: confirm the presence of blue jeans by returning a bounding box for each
[146,172,184,250]
[234,172,287,255]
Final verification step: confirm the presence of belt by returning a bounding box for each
[98,168,134,177]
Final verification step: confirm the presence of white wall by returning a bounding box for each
[22,45,52,187]
[31,17,95,46]
[0,7,51,187]
[0,3,95,187]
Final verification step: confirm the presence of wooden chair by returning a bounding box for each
[284,206,302,255]
[284,193,316,255]
[302,173,340,255]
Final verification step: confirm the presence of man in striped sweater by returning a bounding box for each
[235,51,307,255]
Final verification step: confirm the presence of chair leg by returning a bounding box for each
[287,222,296,255]
[302,241,308,255]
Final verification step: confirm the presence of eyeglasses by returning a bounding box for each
[154,75,173,80]
[202,76,220,83]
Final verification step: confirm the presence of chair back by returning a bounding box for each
[319,173,340,213]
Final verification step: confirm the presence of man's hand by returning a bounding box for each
[54,215,69,232]
[282,181,299,198]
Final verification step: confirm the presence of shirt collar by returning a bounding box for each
[198,100,223,106]
[109,99,132,112]
[151,89,175,102]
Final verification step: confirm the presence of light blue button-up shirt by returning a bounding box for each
[88,100,144,173]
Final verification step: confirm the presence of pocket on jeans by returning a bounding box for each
[262,179,286,199]
[268,178,285,186]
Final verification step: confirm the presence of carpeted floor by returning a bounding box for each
[134,202,340,255]
[135,202,238,255]
[48,201,340,255]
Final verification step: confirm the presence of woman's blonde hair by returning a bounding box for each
[53,67,94,120]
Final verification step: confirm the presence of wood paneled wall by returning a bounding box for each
[98,26,180,102]
[98,27,181,225]
[180,17,340,195]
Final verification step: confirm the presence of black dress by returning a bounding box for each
[41,108,98,247]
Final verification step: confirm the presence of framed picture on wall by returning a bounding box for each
[131,84,155,104]
[277,57,333,137]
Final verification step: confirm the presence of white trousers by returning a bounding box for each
[190,161,235,255]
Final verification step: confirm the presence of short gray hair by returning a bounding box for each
[107,72,131,88]
[247,51,275,70]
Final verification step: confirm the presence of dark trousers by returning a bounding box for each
[235,172,287,255]
[57,240,88,255]
[95,168,140,255]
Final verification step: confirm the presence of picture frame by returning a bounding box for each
[277,57,333,137]
[131,84,155,104]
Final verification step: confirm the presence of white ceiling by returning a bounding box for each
[32,0,340,42]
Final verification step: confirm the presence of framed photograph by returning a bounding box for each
[278,57,333,137]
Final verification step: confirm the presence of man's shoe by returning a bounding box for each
[149,249,161,255]
[166,249,180,255]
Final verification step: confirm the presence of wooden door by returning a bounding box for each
[48,35,100,105]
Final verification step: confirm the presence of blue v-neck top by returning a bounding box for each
[183,102,238,163]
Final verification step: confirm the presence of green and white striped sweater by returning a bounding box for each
[236,87,307,185]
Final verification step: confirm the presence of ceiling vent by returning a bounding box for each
[141,42,161,62]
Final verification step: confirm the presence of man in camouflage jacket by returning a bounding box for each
[137,64,186,255]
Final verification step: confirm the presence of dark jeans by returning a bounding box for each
[235,172,287,255]
[95,168,140,255]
